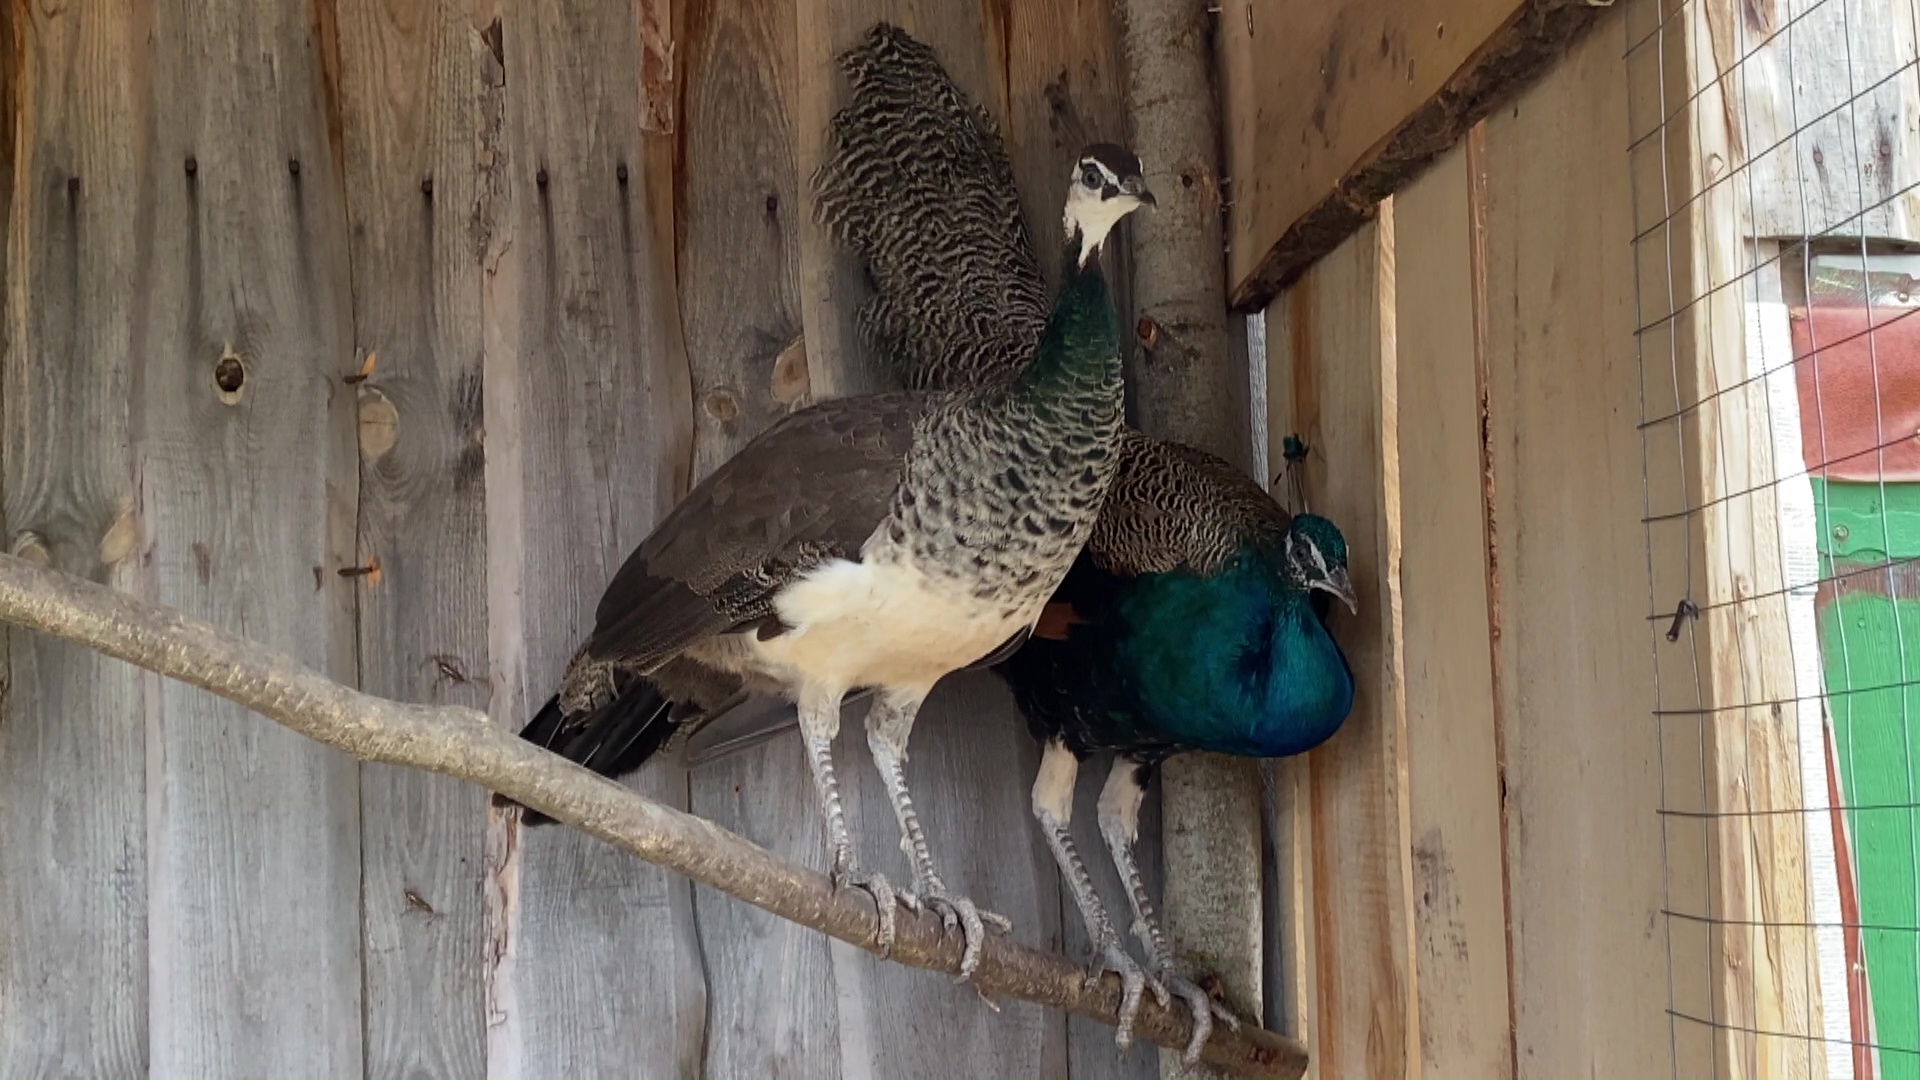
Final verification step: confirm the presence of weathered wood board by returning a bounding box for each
[334,1,500,1074]
[1480,16,1674,1075]
[136,2,365,1073]
[1707,0,1920,242]
[0,2,149,1072]
[481,2,706,1075]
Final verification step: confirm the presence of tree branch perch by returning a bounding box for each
[0,552,1307,1079]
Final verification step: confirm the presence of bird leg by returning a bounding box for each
[1097,758,1243,1065]
[798,690,898,957]
[1032,740,1167,1049]
[865,689,1011,979]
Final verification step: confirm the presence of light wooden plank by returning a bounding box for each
[138,1,365,1072]
[334,1,499,1074]
[791,6,1068,1076]
[1479,15,1675,1075]
[1392,141,1514,1079]
[1217,0,1612,311]
[1258,312,1322,1080]
[0,3,149,1072]
[482,1,707,1074]
[672,1,846,1075]
[1671,5,1828,1074]
[1266,217,1418,1079]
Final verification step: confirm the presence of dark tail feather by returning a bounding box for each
[509,673,682,827]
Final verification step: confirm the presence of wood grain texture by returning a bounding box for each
[334,1,500,1074]
[1390,142,1513,1079]
[1480,15,1673,1074]
[1666,6,1827,1073]
[791,6,1068,1076]
[672,1,844,1075]
[482,2,706,1075]
[136,1,365,1072]
[0,2,149,1072]
[1267,217,1419,1080]
[1710,0,1920,242]
[1217,0,1611,312]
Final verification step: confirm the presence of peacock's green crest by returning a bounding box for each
[1290,513,1349,570]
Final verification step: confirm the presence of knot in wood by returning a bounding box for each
[213,349,246,404]
[702,388,741,423]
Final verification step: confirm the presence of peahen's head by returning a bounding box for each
[1285,514,1358,614]
[1063,143,1156,268]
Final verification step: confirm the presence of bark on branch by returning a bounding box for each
[1118,2,1268,1075]
[0,552,1307,1079]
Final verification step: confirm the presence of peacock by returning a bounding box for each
[810,23,1358,1059]
[508,125,1157,978]
[514,23,1353,1060]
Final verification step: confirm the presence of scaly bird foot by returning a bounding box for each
[898,884,1011,979]
[1085,941,1169,1051]
[831,861,900,959]
[1161,970,1244,1066]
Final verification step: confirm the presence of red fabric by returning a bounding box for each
[1790,305,1920,482]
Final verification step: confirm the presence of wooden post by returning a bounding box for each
[1117,2,1264,1075]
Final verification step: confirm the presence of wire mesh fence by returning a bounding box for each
[1628,0,1920,1075]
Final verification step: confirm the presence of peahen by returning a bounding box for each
[513,23,1354,1060]
[507,126,1157,977]
[812,23,1358,1058]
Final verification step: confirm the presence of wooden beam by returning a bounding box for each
[331,2,499,1073]
[0,2,149,1072]
[482,2,706,1074]
[1478,15,1677,1073]
[1393,141,1515,1079]
[1265,214,1419,1080]
[1649,1,1834,1074]
[1218,0,1612,313]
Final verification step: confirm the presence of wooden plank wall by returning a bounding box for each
[0,1,1167,1076]
[1262,8,1679,1076]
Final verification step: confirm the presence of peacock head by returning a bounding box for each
[1286,514,1357,614]
[1064,143,1156,268]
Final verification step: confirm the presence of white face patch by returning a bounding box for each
[1063,157,1143,267]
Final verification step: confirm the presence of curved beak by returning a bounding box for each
[1313,565,1358,615]
[1124,176,1157,209]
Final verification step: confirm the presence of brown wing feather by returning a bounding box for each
[582,391,935,670]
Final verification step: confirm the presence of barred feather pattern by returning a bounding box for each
[879,366,1125,609]
[1086,430,1294,577]
[813,22,1051,390]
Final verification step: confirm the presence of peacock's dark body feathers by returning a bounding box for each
[1003,431,1354,765]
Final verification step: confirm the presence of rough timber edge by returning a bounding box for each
[1225,0,1614,313]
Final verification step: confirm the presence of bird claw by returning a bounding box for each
[1162,971,1243,1065]
[832,863,899,959]
[899,884,1007,980]
[1085,942,1166,1051]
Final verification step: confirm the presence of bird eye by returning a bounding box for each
[1080,164,1102,189]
